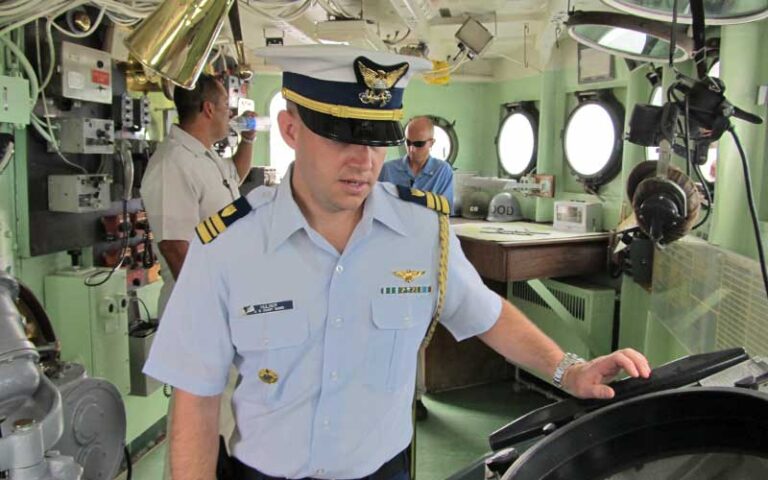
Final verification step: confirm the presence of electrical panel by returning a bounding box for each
[57,117,115,154]
[225,75,249,110]
[114,93,150,136]
[59,41,113,104]
[48,173,112,213]
[0,75,31,124]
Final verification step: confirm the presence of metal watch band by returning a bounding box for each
[553,352,586,389]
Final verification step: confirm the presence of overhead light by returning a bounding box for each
[315,20,387,51]
[388,0,436,37]
[455,17,493,59]
[125,0,234,89]
[602,0,768,25]
[566,11,692,63]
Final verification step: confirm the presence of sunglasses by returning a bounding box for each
[406,139,430,148]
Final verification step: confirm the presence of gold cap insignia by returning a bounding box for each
[258,368,279,384]
[354,56,409,107]
[393,270,426,283]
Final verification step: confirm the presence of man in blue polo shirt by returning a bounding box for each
[379,116,454,213]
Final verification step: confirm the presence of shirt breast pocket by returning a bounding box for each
[229,309,310,402]
[367,295,433,392]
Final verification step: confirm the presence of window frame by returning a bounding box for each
[563,90,625,189]
[496,101,539,179]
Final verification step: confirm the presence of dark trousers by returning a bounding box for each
[229,448,410,480]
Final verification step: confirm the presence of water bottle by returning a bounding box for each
[230,114,271,132]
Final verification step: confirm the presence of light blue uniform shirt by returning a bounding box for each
[379,155,454,211]
[144,177,500,479]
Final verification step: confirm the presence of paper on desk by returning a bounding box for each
[452,222,608,243]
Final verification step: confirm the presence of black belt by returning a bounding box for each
[231,448,410,480]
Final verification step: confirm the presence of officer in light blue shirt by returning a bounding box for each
[143,45,652,480]
[379,116,454,212]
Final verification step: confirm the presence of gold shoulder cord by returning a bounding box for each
[421,213,450,349]
[412,213,450,478]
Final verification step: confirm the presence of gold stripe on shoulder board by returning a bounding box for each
[395,185,449,215]
[195,197,253,245]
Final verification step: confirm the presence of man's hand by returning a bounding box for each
[240,111,257,142]
[562,348,651,399]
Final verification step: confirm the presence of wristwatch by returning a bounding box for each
[552,352,586,389]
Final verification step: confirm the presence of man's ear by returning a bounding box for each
[277,109,299,149]
[200,99,214,119]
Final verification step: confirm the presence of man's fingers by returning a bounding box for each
[621,348,652,377]
[588,383,615,400]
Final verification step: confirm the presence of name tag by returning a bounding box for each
[242,300,294,316]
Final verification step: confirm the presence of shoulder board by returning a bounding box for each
[195,196,252,245]
[395,185,450,215]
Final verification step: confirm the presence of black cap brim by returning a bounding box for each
[296,105,404,147]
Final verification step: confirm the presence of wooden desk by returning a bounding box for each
[452,219,610,283]
[423,220,611,392]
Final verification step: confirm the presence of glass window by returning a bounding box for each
[268,92,293,180]
[498,108,538,177]
[563,96,623,187]
[426,116,458,165]
[431,125,452,161]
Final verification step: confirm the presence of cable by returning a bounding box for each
[123,445,132,480]
[85,199,130,287]
[136,296,153,324]
[52,6,107,38]
[33,20,88,174]
[681,94,713,231]
[728,127,768,300]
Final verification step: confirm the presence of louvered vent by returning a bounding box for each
[510,281,587,320]
[507,279,616,361]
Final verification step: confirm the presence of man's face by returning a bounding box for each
[279,109,387,215]
[206,82,231,141]
[405,120,434,166]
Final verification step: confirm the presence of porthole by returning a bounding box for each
[426,115,458,165]
[497,104,539,178]
[563,93,624,188]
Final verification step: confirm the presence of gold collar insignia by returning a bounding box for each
[393,270,426,283]
[354,56,409,107]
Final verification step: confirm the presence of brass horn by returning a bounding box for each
[124,0,235,90]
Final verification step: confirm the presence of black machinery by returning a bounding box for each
[449,348,768,480]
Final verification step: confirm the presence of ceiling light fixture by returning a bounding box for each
[602,0,768,25]
[566,11,692,63]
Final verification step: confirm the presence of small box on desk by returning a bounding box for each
[553,201,602,233]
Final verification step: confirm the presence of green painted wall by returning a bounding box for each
[2,23,768,372]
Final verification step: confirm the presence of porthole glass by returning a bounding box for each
[563,96,624,186]
[426,116,458,165]
[646,85,664,161]
[498,108,538,177]
[431,125,452,161]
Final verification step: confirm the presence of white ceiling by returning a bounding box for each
[235,0,613,79]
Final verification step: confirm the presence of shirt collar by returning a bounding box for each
[267,165,309,253]
[168,125,219,160]
[401,155,436,178]
[364,184,408,237]
[267,170,408,253]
